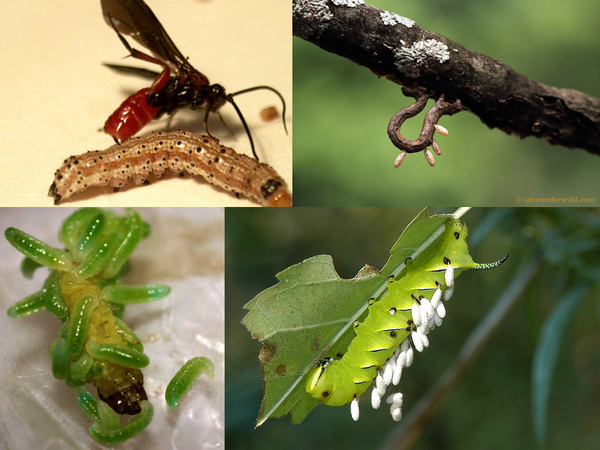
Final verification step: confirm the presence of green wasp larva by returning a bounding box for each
[2,208,223,445]
[165,357,216,409]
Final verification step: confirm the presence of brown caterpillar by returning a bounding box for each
[49,130,292,207]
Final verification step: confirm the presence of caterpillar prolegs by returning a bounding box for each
[305,219,508,421]
[49,130,292,207]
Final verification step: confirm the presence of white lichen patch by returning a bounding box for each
[331,0,364,7]
[293,0,333,39]
[394,39,450,74]
[380,11,415,28]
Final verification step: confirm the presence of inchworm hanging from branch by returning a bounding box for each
[49,130,292,207]
[388,88,466,167]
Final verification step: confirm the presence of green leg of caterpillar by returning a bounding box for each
[90,400,153,444]
[74,233,120,279]
[165,357,216,409]
[76,387,100,422]
[6,291,47,318]
[50,337,71,380]
[102,209,144,279]
[113,316,144,352]
[67,295,99,358]
[20,257,43,279]
[72,212,106,262]
[59,208,105,250]
[100,285,171,304]
[86,342,149,369]
[71,353,93,383]
[5,228,73,271]
[44,271,68,319]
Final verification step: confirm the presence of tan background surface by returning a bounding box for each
[0,0,291,206]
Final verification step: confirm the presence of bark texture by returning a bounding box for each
[293,1,600,155]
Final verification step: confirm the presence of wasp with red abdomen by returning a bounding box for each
[101,0,287,161]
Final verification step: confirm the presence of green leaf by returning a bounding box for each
[243,255,385,426]
[531,285,586,448]
[383,208,449,277]
[242,208,469,426]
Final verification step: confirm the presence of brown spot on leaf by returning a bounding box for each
[259,342,276,363]
[311,336,320,351]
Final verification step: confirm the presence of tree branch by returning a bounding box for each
[293,0,600,156]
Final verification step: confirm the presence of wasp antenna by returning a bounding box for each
[230,85,288,135]
[226,96,259,161]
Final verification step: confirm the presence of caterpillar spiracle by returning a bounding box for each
[49,130,292,207]
[305,219,508,421]
[4,208,217,443]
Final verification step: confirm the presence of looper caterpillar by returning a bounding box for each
[49,130,292,207]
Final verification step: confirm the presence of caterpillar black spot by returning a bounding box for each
[49,130,292,207]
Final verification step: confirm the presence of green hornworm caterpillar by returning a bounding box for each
[305,219,507,421]
[4,208,215,443]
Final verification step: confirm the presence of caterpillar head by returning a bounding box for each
[305,359,351,407]
[412,219,507,279]
[96,368,148,415]
[443,219,475,271]
[443,219,508,271]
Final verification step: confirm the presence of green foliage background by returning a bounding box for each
[293,0,600,206]
[225,208,600,450]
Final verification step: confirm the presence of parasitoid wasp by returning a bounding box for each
[101,0,287,161]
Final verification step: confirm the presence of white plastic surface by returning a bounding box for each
[0,208,224,449]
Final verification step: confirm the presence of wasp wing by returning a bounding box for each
[103,63,161,80]
[101,0,188,68]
